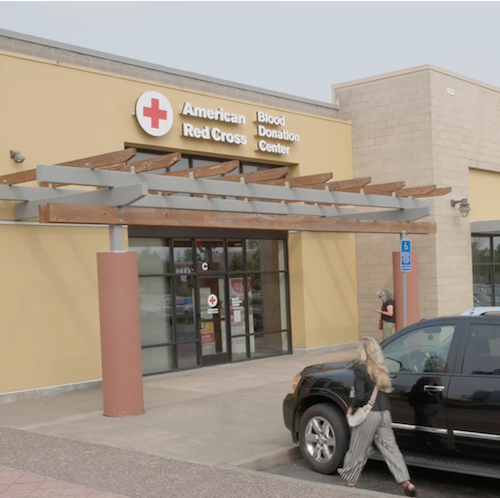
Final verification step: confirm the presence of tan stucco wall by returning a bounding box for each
[289,232,358,349]
[469,169,500,221]
[0,224,108,393]
[0,49,356,392]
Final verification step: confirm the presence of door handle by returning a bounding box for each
[423,385,445,393]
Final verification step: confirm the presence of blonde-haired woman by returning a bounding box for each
[338,337,417,496]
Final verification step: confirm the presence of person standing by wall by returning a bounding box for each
[338,337,417,496]
[375,289,395,340]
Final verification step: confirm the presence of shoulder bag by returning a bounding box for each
[346,385,379,428]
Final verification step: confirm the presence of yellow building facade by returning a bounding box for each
[0,31,359,397]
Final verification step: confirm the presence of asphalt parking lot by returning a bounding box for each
[264,457,500,498]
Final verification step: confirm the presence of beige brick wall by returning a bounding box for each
[332,65,500,337]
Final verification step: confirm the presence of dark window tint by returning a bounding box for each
[462,324,500,375]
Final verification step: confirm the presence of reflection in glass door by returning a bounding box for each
[198,275,229,366]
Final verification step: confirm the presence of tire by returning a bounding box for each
[298,403,349,475]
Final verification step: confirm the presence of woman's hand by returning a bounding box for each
[375,309,382,314]
[347,407,353,416]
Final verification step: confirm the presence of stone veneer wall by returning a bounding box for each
[332,65,500,339]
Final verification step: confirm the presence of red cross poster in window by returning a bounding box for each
[207,294,218,308]
[135,91,174,137]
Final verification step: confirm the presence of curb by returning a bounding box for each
[231,444,302,471]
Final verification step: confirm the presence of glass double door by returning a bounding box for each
[197,274,253,366]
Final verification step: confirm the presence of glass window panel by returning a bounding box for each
[174,274,196,341]
[173,239,194,276]
[130,238,170,274]
[246,240,260,271]
[168,156,190,174]
[250,331,288,359]
[142,345,175,374]
[177,342,198,370]
[494,237,500,263]
[231,336,248,362]
[229,273,249,337]
[472,237,491,264]
[493,267,500,305]
[246,239,284,272]
[473,266,493,306]
[192,158,217,168]
[228,240,244,271]
[132,151,161,162]
[139,276,173,345]
[463,324,500,375]
[196,239,225,272]
[383,324,456,374]
[249,272,287,334]
[242,164,268,174]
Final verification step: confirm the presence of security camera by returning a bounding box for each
[9,150,25,163]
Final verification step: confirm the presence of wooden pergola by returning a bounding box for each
[0,147,452,416]
[0,148,451,237]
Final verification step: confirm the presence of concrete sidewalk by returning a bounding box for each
[0,347,400,498]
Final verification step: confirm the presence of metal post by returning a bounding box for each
[109,225,123,251]
[401,231,407,328]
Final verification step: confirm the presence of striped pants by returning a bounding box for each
[338,410,410,484]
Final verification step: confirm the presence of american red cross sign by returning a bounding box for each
[135,91,174,137]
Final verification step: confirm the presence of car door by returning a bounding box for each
[446,319,500,463]
[382,320,460,455]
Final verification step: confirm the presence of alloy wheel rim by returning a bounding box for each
[304,415,336,463]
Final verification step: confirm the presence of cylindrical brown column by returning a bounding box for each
[392,251,420,332]
[97,251,144,417]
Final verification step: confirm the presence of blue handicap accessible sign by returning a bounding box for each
[401,239,411,272]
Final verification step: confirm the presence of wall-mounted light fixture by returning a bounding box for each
[451,198,471,218]
[9,150,25,164]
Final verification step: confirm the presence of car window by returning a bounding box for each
[383,324,455,374]
[462,324,500,375]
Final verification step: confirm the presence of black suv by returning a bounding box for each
[283,315,500,478]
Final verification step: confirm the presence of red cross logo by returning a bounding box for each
[208,294,218,307]
[135,91,174,137]
[143,98,167,129]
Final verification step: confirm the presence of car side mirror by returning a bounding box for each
[385,357,402,373]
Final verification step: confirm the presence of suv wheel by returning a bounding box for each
[298,403,349,474]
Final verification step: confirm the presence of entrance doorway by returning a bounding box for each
[129,228,291,375]
[198,275,228,366]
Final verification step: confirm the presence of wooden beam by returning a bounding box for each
[149,160,240,196]
[216,166,289,183]
[0,148,137,186]
[201,166,290,200]
[340,181,406,195]
[39,204,437,235]
[259,173,333,187]
[410,186,452,198]
[163,160,239,179]
[101,152,181,173]
[396,185,436,198]
[235,173,334,203]
[61,148,137,169]
[45,152,181,189]
[311,177,372,191]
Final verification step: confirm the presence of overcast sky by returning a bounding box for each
[0,1,498,102]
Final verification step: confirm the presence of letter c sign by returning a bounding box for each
[201,262,209,271]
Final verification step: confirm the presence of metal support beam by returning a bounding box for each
[15,183,149,220]
[35,164,433,212]
[333,207,432,222]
